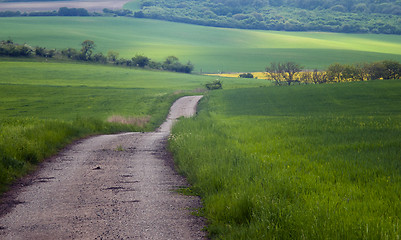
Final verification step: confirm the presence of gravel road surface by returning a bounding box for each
[0,96,205,240]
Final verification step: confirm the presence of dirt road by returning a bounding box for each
[0,96,205,239]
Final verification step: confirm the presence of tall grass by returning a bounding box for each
[169,80,401,239]
[0,117,140,192]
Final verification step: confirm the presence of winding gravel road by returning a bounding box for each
[0,96,205,239]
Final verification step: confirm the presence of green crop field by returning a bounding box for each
[169,80,401,239]
[1,17,401,72]
[0,60,267,121]
[0,58,267,192]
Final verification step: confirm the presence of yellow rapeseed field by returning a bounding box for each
[206,72,270,79]
[206,71,374,84]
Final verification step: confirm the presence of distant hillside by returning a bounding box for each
[129,0,401,34]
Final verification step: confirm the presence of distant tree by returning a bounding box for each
[0,11,21,17]
[364,61,387,80]
[281,62,302,85]
[58,7,71,16]
[148,60,162,69]
[342,64,359,80]
[164,56,179,66]
[107,50,119,62]
[327,63,345,81]
[35,47,46,57]
[132,54,150,67]
[382,60,401,79]
[0,40,33,57]
[102,8,132,16]
[265,62,282,84]
[266,62,302,85]
[28,11,57,16]
[312,69,328,84]
[92,52,107,63]
[134,11,145,18]
[80,40,95,60]
[103,8,113,14]
[205,79,223,90]
[61,48,79,59]
[115,58,132,66]
[58,7,89,16]
[35,47,55,58]
[162,56,194,73]
[239,72,254,78]
[182,61,194,73]
[16,44,33,57]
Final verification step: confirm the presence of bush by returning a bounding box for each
[205,80,223,90]
[132,54,150,67]
[0,40,33,57]
[0,11,21,17]
[239,73,254,78]
[35,47,55,58]
[162,56,194,73]
[58,7,89,16]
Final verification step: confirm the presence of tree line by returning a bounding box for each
[0,7,92,17]
[0,39,194,73]
[0,7,135,17]
[2,1,401,34]
[265,60,401,85]
[134,0,401,34]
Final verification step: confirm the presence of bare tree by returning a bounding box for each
[266,62,302,85]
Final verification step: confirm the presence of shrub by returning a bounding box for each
[162,56,194,73]
[205,80,223,90]
[239,73,254,78]
[58,7,89,16]
[132,54,150,67]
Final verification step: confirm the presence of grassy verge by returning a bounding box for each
[0,117,137,193]
[169,80,401,239]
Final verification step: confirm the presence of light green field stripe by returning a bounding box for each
[248,30,401,54]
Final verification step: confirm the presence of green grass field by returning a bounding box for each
[2,14,401,238]
[1,17,401,72]
[0,60,268,121]
[0,58,267,192]
[169,80,401,239]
